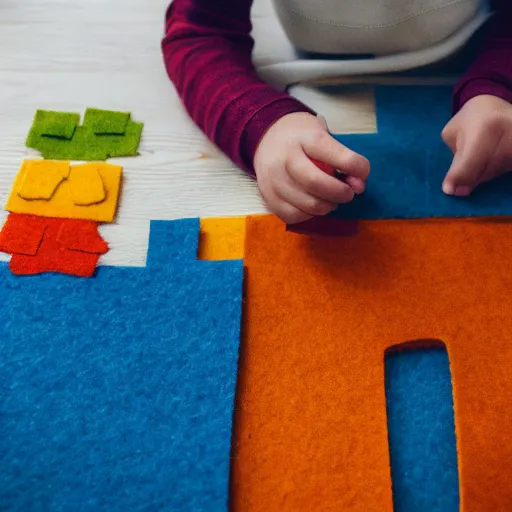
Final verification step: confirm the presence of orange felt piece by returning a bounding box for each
[8,217,107,278]
[17,160,70,200]
[0,213,47,256]
[198,216,246,261]
[232,215,512,512]
[68,165,106,206]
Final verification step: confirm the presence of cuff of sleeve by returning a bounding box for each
[240,97,315,176]
[453,77,512,113]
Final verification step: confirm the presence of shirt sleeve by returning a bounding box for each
[453,0,512,111]
[161,0,314,175]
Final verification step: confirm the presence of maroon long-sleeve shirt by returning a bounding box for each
[162,0,512,175]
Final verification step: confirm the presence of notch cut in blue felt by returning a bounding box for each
[0,218,243,512]
[385,342,459,512]
[330,85,512,220]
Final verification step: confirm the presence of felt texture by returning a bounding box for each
[385,345,459,512]
[32,110,80,139]
[286,216,358,237]
[68,165,106,206]
[331,86,512,220]
[0,219,243,510]
[6,161,122,223]
[17,160,70,201]
[0,214,108,277]
[198,216,246,261]
[232,214,512,512]
[82,108,130,135]
[0,213,47,256]
[57,219,108,254]
[26,109,143,161]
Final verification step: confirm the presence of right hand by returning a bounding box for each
[254,112,370,224]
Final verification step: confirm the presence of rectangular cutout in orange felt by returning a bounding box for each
[232,215,512,512]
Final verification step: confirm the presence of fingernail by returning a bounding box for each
[454,185,471,197]
[442,182,454,195]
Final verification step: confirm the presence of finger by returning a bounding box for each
[273,200,313,224]
[288,151,355,204]
[302,132,370,181]
[308,157,366,194]
[442,131,497,196]
[441,120,457,152]
[276,179,338,217]
[344,175,366,194]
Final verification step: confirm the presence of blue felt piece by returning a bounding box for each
[0,219,243,512]
[332,85,512,219]
[385,346,459,512]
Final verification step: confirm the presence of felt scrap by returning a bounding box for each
[57,220,108,254]
[4,216,108,278]
[0,213,47,256]
[68,165,106,206]
[32,110,80,139]
[198,216,246,261]
[26,109,143,161]
[82,108,130,135]
[286,216,358,237]
[232,214,512,511]
[6,161,122,223]
[329,85,512,220]
[0,218,243,510]
[10,242,100,278]
[17,160,70,201]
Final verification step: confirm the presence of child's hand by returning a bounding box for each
[254,112,370,224]
[442,95,512,196]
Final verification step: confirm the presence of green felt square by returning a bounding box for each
[101,121,143,158]
[31,110,80,139]
[83,108,131,135]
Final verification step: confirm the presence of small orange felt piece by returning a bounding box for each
[0,213,47,256]
[68,165,106,206]
[17,160,70,200]
[8,217,107,278]
[198,216,246,261]
[232,215,512,512]
[6,161,122,223]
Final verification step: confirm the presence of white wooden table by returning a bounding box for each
[0,0,386,267]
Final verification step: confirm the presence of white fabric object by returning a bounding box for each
[251,0,491,89]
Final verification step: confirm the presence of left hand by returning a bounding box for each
[442,95,512,196]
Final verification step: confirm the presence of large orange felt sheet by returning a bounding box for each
[231,215,512,512]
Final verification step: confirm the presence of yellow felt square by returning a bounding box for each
[6,160,122,223]
[198,216,246,261]
[68,165,106,206]
[17,160,70,201]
